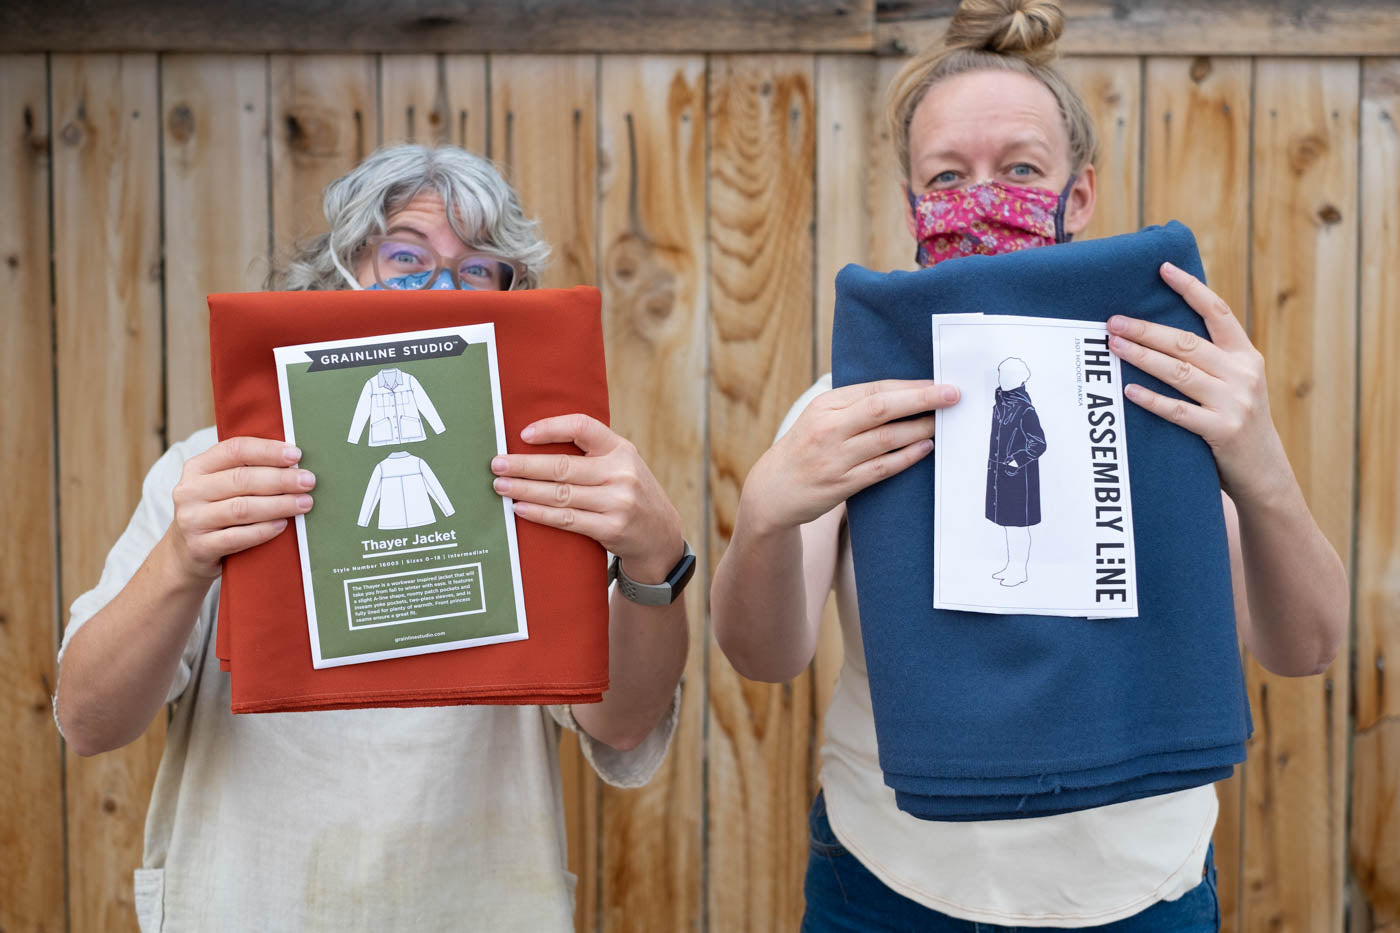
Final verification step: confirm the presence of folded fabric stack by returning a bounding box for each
[208,287,611,714]
[831,222,1252,821]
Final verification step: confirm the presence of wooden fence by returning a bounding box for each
[2,4,1398,931]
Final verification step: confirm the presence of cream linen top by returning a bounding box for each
[786,376,1216,927]
[55,427,678,933]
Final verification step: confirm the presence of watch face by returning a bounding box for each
[669,552,697,594]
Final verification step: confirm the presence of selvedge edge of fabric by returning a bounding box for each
[831,221,1252,819]
[209,287,611,712]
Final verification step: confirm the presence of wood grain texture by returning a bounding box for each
[1060,56,1141,240]
[380,54,488,151]
[489,54,601,932]
[52,53,167,933]
[597,55,707,933]
[0,53,64,933]
[269,55,377,251]
[0,0,875,53]
[1351,56,1400,933]
[1142,55,1253,933]
[1242,57,1359,933]
[707,54,817,932]
[876,1,1400,57]
[490,56,598,291]
[162,54,270,441]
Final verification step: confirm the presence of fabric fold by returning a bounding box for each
[831,221,1252,820]
[208,287,611,713]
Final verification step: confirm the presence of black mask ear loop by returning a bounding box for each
[1054,174,1078,244]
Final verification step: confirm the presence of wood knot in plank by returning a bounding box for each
[284,107,340,157]
[4,256,15,270]
[167,103,195,144]
[1316,204,1343,225]
[102,796,118,813]
[1292,377,1312,399]
[1189,57,1212,83]
[22,105,48,156]
[1286,133,1328,176]
[605,233,682,339]
[58,121,85,148]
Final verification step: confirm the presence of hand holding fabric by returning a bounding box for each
[1107,261,1291,507]
[740,379,958,536]
[490,414,684,582]
[168,436,315,579]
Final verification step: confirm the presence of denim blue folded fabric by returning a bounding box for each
[831,221,1252,821]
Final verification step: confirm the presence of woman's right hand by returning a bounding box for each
[167,437,316,579]
[741,379,959,535]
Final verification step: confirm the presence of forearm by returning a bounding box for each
[1232,483,1348,676]
[573,566,689,751]
[711,500,816,683]
[56,529,210,756]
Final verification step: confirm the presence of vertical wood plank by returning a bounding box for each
[1351,56,1400,933]
[490,55,597,290]
[597,55,707,933]
[52,52,166,933]
[380,54,488,151]
[269,55,378,252]
[489,54,600,932]
[162,54,269,441]
[0,53,65,933]
[1060,56,1142,240]
[1142,54,1253,933]
[707,53,816,933]
[1243,57,1359,933]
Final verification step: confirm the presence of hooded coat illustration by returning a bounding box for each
[985,384,1046,527]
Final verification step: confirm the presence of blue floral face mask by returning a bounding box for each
[366,268,478,291]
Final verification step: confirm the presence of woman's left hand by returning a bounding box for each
[1107,261,1290,504]
[490,414,684,582]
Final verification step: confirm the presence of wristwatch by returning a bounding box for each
[610,541,696,606]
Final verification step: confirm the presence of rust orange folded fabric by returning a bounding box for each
[208,287,611,713]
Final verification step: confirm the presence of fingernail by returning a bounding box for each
[942,386,959,404]
[512,502,529,516]
[1107,315,1125,332]
[296,494,313,510]
[493,477,510,494]
[490,456,508,474]
[1161,261,1180,277]
[298,470,316,489]
[919,439,935,454]
[521,426,535,441]
[1109,335,1126,350]
[283,445,302,462]
[1124,384,1142,400]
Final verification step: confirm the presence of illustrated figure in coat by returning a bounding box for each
[986,357,1046,586]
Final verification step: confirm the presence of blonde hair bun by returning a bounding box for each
[944,0,1065,67]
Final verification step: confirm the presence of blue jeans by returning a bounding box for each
[801,792,1219,932]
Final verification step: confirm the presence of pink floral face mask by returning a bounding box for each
[907,178,1076,268]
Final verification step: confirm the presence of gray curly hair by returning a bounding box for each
[268,144,550,291]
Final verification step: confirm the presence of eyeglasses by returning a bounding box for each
[363,233,524,291]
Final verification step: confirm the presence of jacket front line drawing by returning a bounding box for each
[348,367,446,447]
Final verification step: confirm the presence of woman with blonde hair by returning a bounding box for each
[711,1,1347,929]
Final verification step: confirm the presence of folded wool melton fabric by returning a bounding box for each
[831,221,1253,820]
[208,287,611,713]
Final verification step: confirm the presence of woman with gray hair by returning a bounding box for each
[52,144,692,932]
